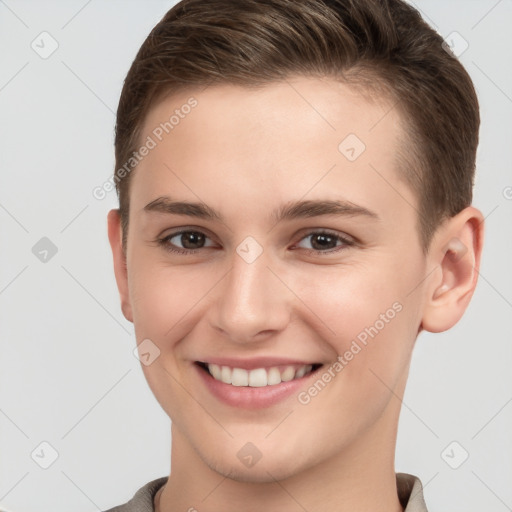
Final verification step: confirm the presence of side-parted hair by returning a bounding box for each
[114,0,479,252]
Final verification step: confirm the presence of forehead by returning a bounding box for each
[143,77,401,152]
[131,76,413,224]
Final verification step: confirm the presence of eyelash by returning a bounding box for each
[156,229,355,256]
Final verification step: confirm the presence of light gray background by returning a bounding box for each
[0,1,511,511]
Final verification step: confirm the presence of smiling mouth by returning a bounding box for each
[195,361,322,387]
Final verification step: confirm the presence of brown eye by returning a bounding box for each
[295,230,354,254]
[178,231,206,249]
[158,230,216,254]
[309,233,338,250]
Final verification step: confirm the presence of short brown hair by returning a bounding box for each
[114,0,479,252]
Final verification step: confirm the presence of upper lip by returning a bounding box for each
[196,357,321,370]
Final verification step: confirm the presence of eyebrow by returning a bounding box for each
[143,196,379,223]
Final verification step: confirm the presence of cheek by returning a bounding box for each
[293,261,407,335]
[288,270,418,449]
[128,257,210,341]
[128,262,210,423]
[292,258,420,387]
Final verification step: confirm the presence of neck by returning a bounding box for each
[157,399,404,512]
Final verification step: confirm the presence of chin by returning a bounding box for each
[202,449,306,484]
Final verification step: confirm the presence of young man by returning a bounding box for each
[106,0,484,510]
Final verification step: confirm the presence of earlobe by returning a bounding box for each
[421,207,484,333]
[107,209,133,323]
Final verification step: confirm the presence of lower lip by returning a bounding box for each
[195,363,319,409]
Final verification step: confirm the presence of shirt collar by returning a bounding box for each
[397,473,429,511]
[109,473,429,512]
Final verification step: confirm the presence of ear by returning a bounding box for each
[421,206,484,333]
[107,209,133,323]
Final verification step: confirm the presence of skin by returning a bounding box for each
[108,76,484,512]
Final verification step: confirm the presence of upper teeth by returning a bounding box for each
[207,363,313,387]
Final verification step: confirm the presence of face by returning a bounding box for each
[114,77,432,482]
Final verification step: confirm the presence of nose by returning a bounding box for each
[208,248,291,344]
